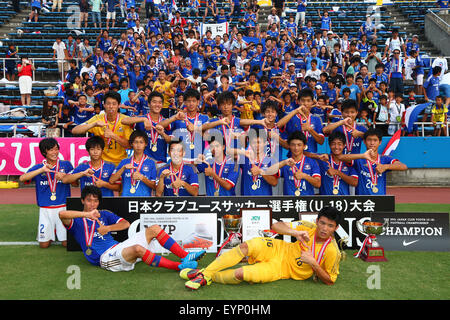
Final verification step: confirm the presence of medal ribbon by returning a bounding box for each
[330,155,343,191]
[44,159,59,195]
[89,160,104,184]
[297,114,310,143]
[186,113,199,146]
[221,116,235,147]
[366,155,380,188]
[213,159,227,191]
[130,155,147,189]
[311,235,332,264]
[170,161,184,195]
[251,157,265,185]
[354,234,376,258]
[147,114,163,147]
[343,123,355,153]
[83,218,97,249]
[265,126,278,155]
[291,155,306,190]
[104,113,120,146]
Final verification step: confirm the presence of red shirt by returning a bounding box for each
[18,64,32,77]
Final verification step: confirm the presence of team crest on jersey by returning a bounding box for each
[304,164,311,170]
[102,172,109,178]
[142,166,149,172]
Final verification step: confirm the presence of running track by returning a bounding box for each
[0,187,449,204]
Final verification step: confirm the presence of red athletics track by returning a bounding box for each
[0,186,449,205]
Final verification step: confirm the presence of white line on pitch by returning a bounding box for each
[0,242,62,245]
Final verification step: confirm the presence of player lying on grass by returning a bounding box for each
[59,185,205,272]
[180,206,343,289]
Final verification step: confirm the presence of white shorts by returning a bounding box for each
[415,74,424,86]
[38,206,67,242]
[106,11,116,19]
[100,230,154,272]
[19,75,32,94]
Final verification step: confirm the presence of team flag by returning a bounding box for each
[404,102,431,133]
[382,129,401,156]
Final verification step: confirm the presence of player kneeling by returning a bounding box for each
[59,185,205,272]
[181,206,342,289]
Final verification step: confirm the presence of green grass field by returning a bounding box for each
[0,204,449,300]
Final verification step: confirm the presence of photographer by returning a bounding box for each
[17,57,35,106]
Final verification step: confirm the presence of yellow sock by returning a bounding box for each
[212,269,242,285]
[203,246,245,279]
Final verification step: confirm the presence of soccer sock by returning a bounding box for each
[212,269,242,285]
[156,229,187,259]
[203,246,245,279]
[142,250,180,271]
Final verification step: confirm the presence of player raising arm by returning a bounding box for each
[71,92,132,166]
[334,128,407,195]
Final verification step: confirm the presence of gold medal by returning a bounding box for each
[190,143,195,150]
[294,189,301,196]
[130,187,136,194]
[333,188,339,195]
[252,184,258,190]
[372,186,378,193]
[151,144,157,152]
[214,189,219,197]
[85,248,92,256]
[50,194,56,201]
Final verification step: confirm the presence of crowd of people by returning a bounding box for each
[18,0,450,289]
[26,0,446,140]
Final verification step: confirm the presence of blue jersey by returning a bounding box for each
[197,158,239,196]
[279,156,320,196]
[321,16,331,30]
[157,163,199,196]
[240,156,277,196]
[424,75,440,101]
[333,124,368,154]
[352,155,397,195]
[318,156,358,195]
[285,114,324,153]
[170,113,210,162]
[207,116,244,150]
[71,161,116,197]
[135,115,169,163]
[66,210,122,266]
[115,156,157,197]
[73,105,94,125]
[27,160,73,207]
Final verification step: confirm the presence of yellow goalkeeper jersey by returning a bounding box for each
[85,113,133,165]
[282,220,341,282]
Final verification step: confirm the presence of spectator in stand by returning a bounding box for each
[273,0,285,17]
[187,0,200,18]
[17,57,35,106]
[29,0,42,22]
[52,0,62,12]
[53,37,69,81]
[79,0,90,29]
[5,44,18,82]
[295,0,307,28]
[203,0,217,23]
[90,0,103,29]
[387,49,405,94]
[42,98,60,137]
[145,0,156,19]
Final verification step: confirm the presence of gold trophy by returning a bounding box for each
[217,214,242,257]
[355,219,389,262]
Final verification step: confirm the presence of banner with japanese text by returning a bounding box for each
[0,138,89,175]
[67,196,395,251]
